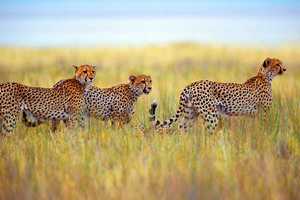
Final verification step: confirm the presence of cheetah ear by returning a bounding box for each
[129,75,136,83]
[263,58,271,68]
[92,65,96,70]
[72,65,79,70]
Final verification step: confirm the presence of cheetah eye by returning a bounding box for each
[83,70,87,73]
[141,80,146,84]
[276,64,281,67]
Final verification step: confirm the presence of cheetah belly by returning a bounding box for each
[217,93,258,116]
[219,103,257,116]
[22,100,69,122]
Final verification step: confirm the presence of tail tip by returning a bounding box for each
[149,100,158,115]
[151,100,158,109]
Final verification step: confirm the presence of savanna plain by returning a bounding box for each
[0,43,299,200]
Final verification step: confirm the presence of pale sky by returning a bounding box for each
[0,0,299,46]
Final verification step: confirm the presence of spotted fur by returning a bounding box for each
[28,74,152,128]
[0,64,96,135]
[149,58,286,133]
[82,75,152,125]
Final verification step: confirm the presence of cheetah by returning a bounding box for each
[0,64,96,135]
[83,74,152,125]
[149,58,286,133]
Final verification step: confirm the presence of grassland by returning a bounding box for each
[0,43,300,200]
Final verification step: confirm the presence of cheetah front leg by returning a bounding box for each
[261,104,271,121]
[259,94,272,120]
[77,110,86,129]
[256,103,272,129]
[63,98,87,130]
[64,113,78,129]
[112,112,131,128]
[65,112,86,129]
[50,119,60,132]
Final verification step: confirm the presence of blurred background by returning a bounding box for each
[1,0,299,47]
[1,2,300,200]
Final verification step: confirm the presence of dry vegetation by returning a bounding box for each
[0,43,300,200]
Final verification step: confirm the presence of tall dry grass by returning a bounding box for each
[0,43,299,200]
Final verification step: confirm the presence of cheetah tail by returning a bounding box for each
[149,101,183,129]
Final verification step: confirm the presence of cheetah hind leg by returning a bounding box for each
[22,110,41,127]
[193,95,220,134]
[202,111,220,134]
[179,103,198,133]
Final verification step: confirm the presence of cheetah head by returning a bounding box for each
[259,58,286,79]
[73,64,96,86]
[129,74,152,96]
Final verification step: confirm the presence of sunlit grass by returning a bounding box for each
[0,43,299,200]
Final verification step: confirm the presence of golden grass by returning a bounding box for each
[0,43,300,200]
